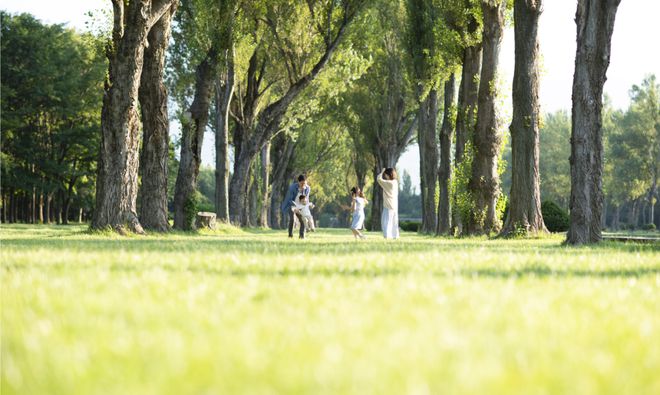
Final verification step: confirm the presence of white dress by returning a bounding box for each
[351,197,366,230]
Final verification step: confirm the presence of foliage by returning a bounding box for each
[1,12,106,222]
[641,223,656,231]
[183,190,201,230]
[398,170,422,218]
[399,220,421,232]
[539,110,571,209]
[2,224,659,394]
[541,200,570,233]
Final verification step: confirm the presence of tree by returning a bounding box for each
[214,48,235,223]
[465,0,507,235]
[169,0,236,230]
[452,1,482,234]
[138,2,178,232]
[1,12,105,225]
[407,0,439,233]
[500,0,547,237]
[93,0,177,233]
[566,0,621,245]
[342,0,417,231]
[227,0,367,225]
[437,74,456,234]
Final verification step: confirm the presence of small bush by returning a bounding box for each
[541,200,569,232]
[400,221,421,232]
[642,223,656,231]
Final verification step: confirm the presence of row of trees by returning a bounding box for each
[538,77,660,230]
[1,12,106,224]
[4,0,651,244]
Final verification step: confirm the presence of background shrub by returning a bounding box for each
[400,221,421,232]
[541,200,570,232]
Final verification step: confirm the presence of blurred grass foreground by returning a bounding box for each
[1,224,659,394]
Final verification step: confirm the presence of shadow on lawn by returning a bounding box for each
[2,235,659,256]
[80,261,660,278]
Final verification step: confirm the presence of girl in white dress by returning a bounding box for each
[350,187,368,239]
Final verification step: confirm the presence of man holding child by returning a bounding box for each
[281,175,310,239]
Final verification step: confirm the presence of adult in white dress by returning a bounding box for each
[376,168,399,239]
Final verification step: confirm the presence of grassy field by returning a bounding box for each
[1,224,659,395]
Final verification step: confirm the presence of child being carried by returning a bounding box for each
[292,195,316,232]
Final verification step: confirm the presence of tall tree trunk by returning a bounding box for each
[45,193,52,225]
[369,165,384,232]
[93,0,173,234]
[245,161,259,227]
[466,0,506,235]
[63,197,71,225]
[566,0,621,244]
[8,189,14,223]
[173,49,218,230]
[500,0,547,237]
[269,133,296,229]
[452,18,480,236]
[612,204,620,230]
[31,185,36,224]
[138,4,176,232]
[38,192,44,224]
[418,88,439,233]
[437,75,456,235]
[259,142,271,227]
[57,189,64,224]
[215,50,234,224]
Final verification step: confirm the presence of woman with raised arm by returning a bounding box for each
[377,168,399,239]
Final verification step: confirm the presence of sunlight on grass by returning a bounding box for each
[1,224,659,394]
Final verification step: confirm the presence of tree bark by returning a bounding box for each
[246,161,259,227]
[173,49,218,230]
[466,0,506,236]
[269,133,296,229]
[138,4,176,232]
[612,204,620,230]
[259,142,271,227]
[500,0,547,237]
[453,6,482,239]
[214,50,234,224]
[566,0,621,244]
[437,75,456,235]
[93,0,175,234]
[418,88,439,233]
[38,192,44,224]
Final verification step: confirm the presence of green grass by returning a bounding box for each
[2,224,659,395]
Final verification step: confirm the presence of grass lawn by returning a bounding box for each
[1,224,659,395]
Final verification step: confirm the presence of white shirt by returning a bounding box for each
[293,201,314,217]
[377,171,398,210]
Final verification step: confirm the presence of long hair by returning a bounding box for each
[384,168,397,181]
[351,186,366,199]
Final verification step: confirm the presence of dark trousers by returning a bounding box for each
[288,209,305,237]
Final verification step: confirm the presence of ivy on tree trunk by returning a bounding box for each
[465,0,506,236]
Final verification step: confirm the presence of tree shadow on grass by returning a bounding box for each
[25,260,656,279]
[2,235,658,257]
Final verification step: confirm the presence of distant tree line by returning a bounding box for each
[1,12,105,224]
